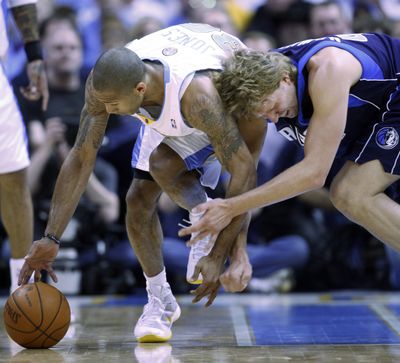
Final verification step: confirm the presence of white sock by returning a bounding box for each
[10,258,26,293]
[145,268,167,295]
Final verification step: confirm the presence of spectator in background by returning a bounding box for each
[130,16,165,40]
[189,3,239,36]
[1,0,48,293]
[309,0,352,38]
[245,0,310,46]
[13,15,119,250]
[241,31,276,52]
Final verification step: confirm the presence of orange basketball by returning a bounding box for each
[3,282,71,348]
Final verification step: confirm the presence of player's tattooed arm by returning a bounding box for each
[45,72,109,239]
[182,75,257,305]
[74,72,109,153]
[184,75,256,198]
[11,4,39,42]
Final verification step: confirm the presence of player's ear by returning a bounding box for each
[135,82,147,95]
[282,74,291,84]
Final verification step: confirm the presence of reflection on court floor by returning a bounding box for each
[2,292,400,362]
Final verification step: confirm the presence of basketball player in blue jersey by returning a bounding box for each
[180,33,400,305]
[18,24,266,342]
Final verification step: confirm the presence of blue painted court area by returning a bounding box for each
[65,292,400,347]
[248,304,400,345]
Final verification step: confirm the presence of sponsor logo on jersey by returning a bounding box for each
[170,119,177,128]
[376,127,399,149]
[162,47,178,56]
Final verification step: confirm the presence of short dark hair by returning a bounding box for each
[92,47,145,94]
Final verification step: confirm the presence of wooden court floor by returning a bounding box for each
[2,292,400,362]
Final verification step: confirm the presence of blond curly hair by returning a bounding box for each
[215,50,297,119]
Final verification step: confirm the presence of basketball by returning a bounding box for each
[3,282,71,348]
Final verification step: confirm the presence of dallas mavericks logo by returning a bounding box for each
[375,127,399,150]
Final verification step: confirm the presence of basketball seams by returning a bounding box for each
[6,283,71,348]
[38,287,63,333]
[35,282,45,328]
[40,296,71,348]
[11,291,42,332]
[42,319,71,348]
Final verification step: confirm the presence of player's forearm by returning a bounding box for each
[45,149,96,238]
[227,158,327,218]
[10,4,39,43]
[210,162,256,260]
[229,213,250,262]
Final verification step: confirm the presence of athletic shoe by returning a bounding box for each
[134,283,181,342]
[186,211,214,284]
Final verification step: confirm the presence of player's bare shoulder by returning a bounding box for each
[307,47,362,80]
[181,70,224,130]
[181,71,245,166]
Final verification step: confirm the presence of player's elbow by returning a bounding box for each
[308,167,328,190]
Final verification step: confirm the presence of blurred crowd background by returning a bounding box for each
[2,0,400,296]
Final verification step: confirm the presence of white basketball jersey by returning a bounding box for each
[125,23,245,136]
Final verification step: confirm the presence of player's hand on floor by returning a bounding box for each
[220,257,252,293]
[190,255,225,307]
[18,238,59,285]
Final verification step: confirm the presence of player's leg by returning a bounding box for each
[149,143,207,211]
[149,142,215,284]
[126,174,181,342]
[0,168,33,292]
[0,69,32,292]
[330,159,400,248]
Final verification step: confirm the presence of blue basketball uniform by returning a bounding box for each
[274,33,400,175]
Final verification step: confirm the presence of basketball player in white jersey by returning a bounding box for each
[18,24,266,342]
[0,0,48,292]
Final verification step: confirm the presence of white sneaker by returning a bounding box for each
[186,210,214,284]
[134,284,181,343]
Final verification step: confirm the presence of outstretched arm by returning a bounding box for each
[10,2,49,110]
[19,73,109,284]
[179,47,362,244]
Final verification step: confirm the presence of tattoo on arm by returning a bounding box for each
[189,94,244,166]
[75,74,108,150]
[11,4,39,42]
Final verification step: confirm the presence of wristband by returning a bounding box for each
[44,233,61,245]
[24,40,43,62]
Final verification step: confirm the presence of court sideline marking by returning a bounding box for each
[229,305,254,346]
[370,304,400,336]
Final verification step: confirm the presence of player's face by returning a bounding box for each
[94,88,144,116]
[255,77,298,123]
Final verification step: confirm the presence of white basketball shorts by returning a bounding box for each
[131,125,221,189]
[0,65,29,173]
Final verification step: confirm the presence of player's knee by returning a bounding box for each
[329,179,364,217]
[126,184,155,217]
[149,145,185,183]
[0,168,28,192]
